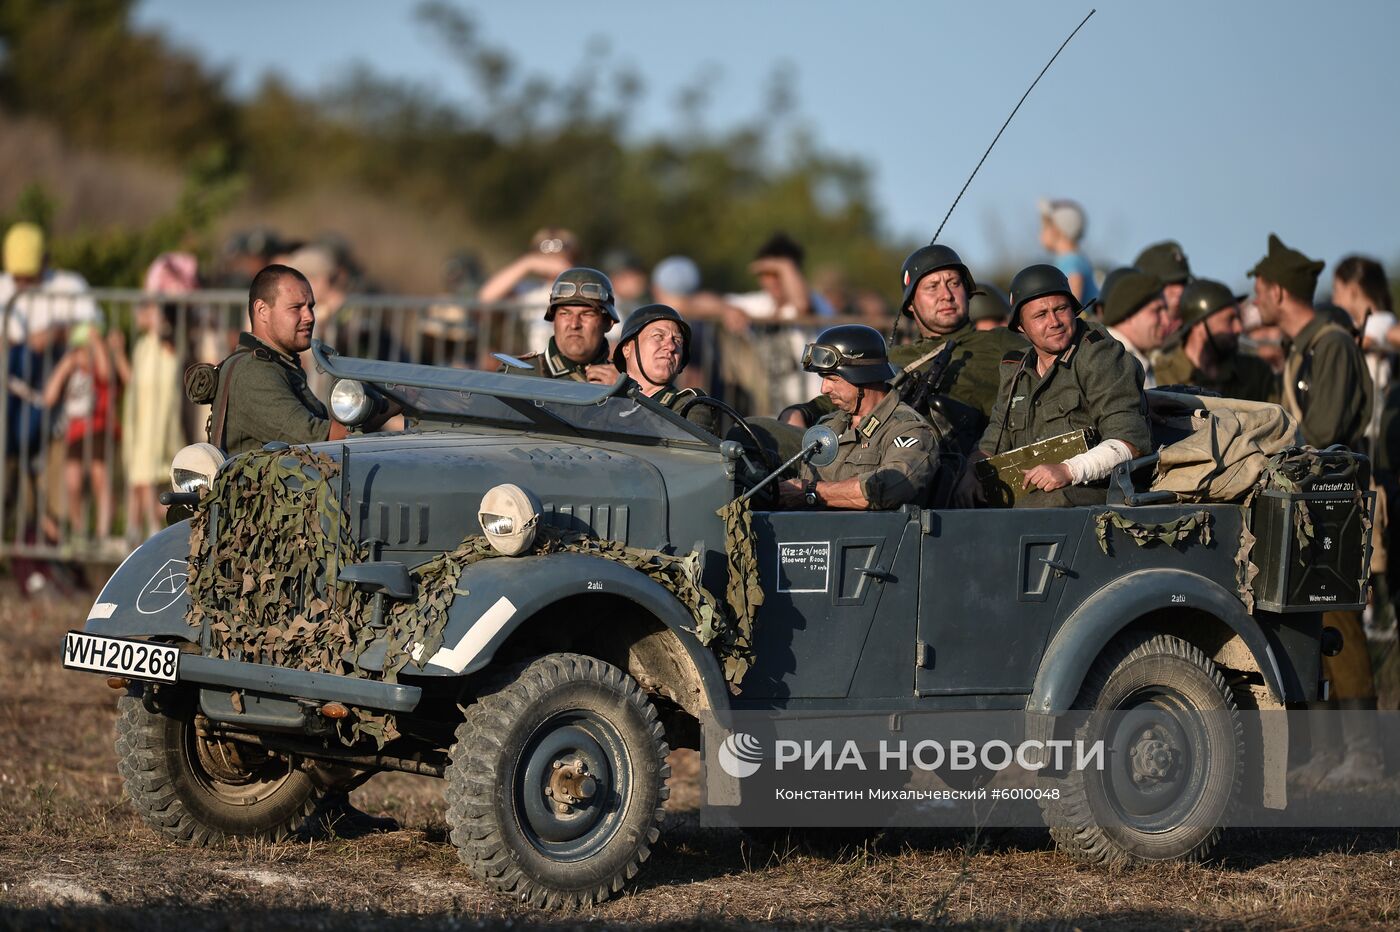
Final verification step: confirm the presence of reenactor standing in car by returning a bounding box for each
[781,245,1025,441]
[205,264,398,456]
[970,264,1151,508]
[612,304,719,435]
[777,325,937,510]
[510,267,621,383]
[1154,278,1280,402]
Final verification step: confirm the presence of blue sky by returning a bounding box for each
[134,0,1400,290]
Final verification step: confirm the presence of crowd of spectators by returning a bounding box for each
[3,207,1398,598]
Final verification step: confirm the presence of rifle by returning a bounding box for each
[896,339,958,414]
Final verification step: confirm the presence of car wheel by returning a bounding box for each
[444,653,671,908]
[1037,632,1243,865]
[115,692,323,845]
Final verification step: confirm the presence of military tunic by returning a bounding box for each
[1283,314,1373,450]
[509,337,612,381]
[638,381,720,436]
[801,388,937,509]
[793,318,1026,424]
[1153,345,1280,404]
[216,333,332,457]
[980,319,1151,459]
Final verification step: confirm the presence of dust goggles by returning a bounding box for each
[801,342,887,372]
[550,281,611,303]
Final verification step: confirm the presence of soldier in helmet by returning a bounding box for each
[776,325,938,510]
[508,267,621,383]
[612,304,718,435]
[968,264,1150,507]
[969,284,1012,331]
[1134,240,1193,337]
[1153,278,1279,402]
[782,245,1025,446]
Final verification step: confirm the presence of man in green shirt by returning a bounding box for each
[970,264,1150,508]
[782,244,1025,446]
[213,265,396,456]
[1252,234,1372,449]
[1153,278,1279,403]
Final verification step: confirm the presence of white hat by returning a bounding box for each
[1038,198,1086,242]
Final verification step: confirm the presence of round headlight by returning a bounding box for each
[478,484,542,556]
[330,379,374,426]
[170,443,227,495]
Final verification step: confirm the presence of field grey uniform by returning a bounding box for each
[215,333,332,456]
[980,319,1151,507]
[802,388,937,509]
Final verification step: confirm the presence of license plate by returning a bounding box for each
[62,631,180,683]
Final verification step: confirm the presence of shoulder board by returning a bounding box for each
[1001,350,1027,364]
[252,347,276,361]
[1084,328,1105,344]
[518,351,543,361]
[675,387,701,399]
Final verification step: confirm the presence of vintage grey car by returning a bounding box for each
[63,342,1368,907]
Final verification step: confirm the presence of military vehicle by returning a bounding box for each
[64,343,1369,907]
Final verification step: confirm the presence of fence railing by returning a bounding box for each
[2,286,826,564]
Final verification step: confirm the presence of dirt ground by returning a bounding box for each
[4,583,1400,930]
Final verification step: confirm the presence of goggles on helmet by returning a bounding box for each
[550,280,612,304]
[801,342,885,372]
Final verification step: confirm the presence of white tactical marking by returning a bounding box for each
[424,597,518,673]
[87,602,118,620]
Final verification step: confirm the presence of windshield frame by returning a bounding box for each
[312,341,718,449]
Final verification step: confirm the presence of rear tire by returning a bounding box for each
[115,692,323,845]
[1037,632,1243,865]
[444,653,670,908]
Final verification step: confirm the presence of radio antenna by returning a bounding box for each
[929,9,1096,244]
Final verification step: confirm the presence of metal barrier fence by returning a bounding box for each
[2,286,825,565]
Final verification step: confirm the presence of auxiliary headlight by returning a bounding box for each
[330,378,378,426]
[170,443,226,495]
[478,484,542,556]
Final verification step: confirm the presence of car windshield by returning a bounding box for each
[312,343,713,446]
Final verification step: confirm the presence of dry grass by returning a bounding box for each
[4,580,1400,930]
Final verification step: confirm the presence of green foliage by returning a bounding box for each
[0,0,912,298]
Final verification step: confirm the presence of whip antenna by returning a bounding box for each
[930,8,1095,244]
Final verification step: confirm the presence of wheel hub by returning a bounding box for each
[1130,728,1177,784]
[546,758,598,812]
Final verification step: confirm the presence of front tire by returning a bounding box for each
[444,653,670,908]
[1037,632,1243,865]
[115,692,323,845]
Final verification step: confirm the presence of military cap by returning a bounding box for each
[968,284,1011,323]
[1248,233,1325,304]
[1099,267,1164,327]
[1134,240,1192,285]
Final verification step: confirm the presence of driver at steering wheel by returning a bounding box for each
[777,325,938,510]
[613,304,719,435]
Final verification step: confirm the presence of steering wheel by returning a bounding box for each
[676,395,780,475]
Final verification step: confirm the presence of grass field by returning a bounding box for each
[4,582,1400,930]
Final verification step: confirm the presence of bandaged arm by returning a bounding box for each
[1062,438,1135,485]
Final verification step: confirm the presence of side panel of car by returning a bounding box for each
[741,509,919,701]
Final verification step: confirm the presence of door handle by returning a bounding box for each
[858,567,895,582]
[1039,557,1072,578]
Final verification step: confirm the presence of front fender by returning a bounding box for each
[1028,568,1289,714]
[83,521,197,641]
[413,551,731,714]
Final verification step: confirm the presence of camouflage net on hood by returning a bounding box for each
[186,449,760,746]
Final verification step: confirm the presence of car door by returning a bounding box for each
[740,508,919,701]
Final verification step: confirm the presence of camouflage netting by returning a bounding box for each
[1093,509,1213,557]
[186,450,763,746]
